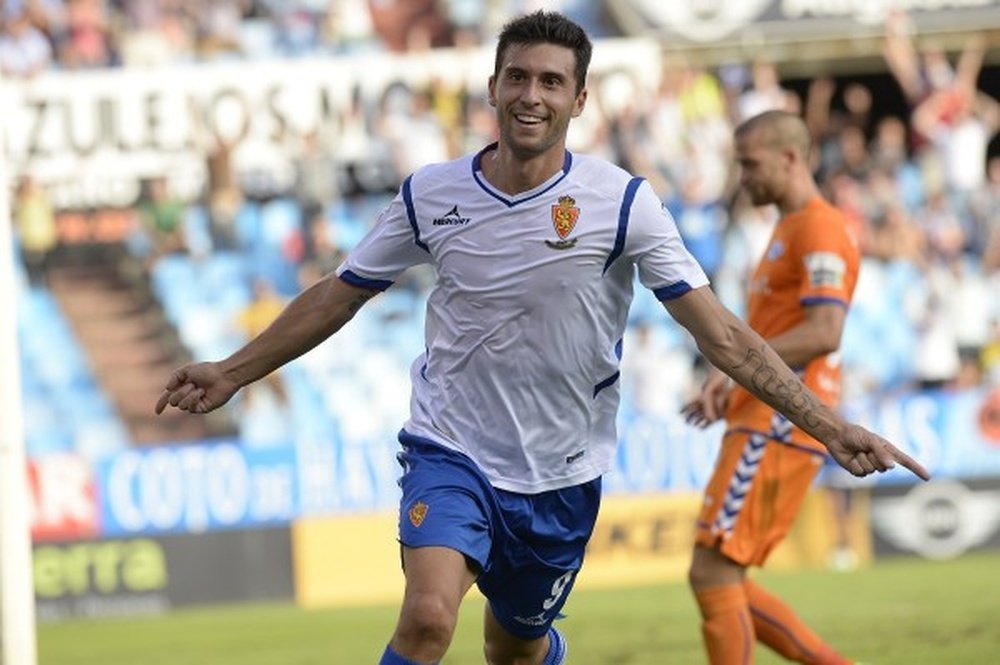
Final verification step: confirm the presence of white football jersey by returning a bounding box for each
[338,145,709,493]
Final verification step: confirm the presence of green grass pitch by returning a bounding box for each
[39,551,1000,664]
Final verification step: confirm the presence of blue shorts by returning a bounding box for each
[396,431,602,640]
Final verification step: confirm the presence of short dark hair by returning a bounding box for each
[494,11,592,94]
[736,110,812,159]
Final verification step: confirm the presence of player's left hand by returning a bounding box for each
[827,424,930,481]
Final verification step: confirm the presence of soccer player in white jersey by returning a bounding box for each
[156,11,929,665]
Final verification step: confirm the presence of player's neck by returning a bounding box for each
[481,143,566,195]
[776,179,821,217]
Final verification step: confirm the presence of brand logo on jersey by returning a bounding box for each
[432,205,471,226]
[408,501,429,527]
[512,611,549,626]
[546,195,580,250]
[566,449,586,464]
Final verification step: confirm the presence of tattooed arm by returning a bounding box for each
[156,273,379,416]
[664,286,929,480]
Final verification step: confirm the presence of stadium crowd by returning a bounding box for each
[10,3,1000,449]
[0,0,607,75]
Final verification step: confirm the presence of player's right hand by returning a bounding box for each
[154,362,239,415]
[681,371,731,428]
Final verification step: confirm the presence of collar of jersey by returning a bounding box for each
[471,142,574,208]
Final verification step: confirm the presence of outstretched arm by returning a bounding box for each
[665,286,930,480]
[155,273,379,415]
[682,300,846,427]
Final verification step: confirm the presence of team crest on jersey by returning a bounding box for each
[547,195,580,250]
[766,240,785,261]
[408,501,429,527]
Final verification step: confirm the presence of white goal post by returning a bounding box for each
[0,68,38,665]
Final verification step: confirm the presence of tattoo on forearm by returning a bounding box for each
[732,344,824,430]
[347,291,376,315]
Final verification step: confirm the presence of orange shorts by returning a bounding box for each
[695,426,825,566]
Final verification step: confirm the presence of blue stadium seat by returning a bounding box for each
[235,200,263,250]
[183,204,214,256]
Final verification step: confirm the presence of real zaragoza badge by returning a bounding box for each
[547,195,579,250]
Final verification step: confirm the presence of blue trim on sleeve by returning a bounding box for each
[603,177,643,274]
[338,270,393,291]
[654,281,693,301]
[593,371,621,398]
[402,175,429,253]
[801,296,848,307]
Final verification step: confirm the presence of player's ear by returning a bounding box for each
[572,87,587,117]
[488,75,498,106]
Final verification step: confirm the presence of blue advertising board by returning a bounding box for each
[87,387,1000,538]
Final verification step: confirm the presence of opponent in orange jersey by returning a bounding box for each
[683,110,861,665]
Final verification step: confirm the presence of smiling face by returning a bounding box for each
[488,41,587,162]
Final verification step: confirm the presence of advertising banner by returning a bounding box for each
[95,439,300,537]
[28,387,999,543]
[621,1,1000,45]
[29,453,99,543]
[33,526,293,621]
[1,39,661,212]
[290,488,870,609]
[841,387,1000,486]
[870,477,1000,560]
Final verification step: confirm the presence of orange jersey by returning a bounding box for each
[725,197,860,452]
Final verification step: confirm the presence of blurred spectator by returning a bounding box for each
[913,189,966,263]
[379,85,449,179]
[912,82,1000,225]
[621,320,692,416]
[735,58,796,121]
[429,75,466,160]
[269,1,325,56]
[831,124,872,181]
[941,258,993,388]
[863,204,926,267]
[296,210,347,289]
[869,115,925,212]
[713,191,776,316]
[806,77,873,177]
[117,0,193,66]
[293,129,340,227]
[883,8,984,110]
[325,0,380,54]
[442,0,486,46]
[976,157,1000,274]
[0,8,53,77]
[20,0,66,46]
[368,0,454,52]
[605,93,667,193]
[137,176,187,261]
[198,98,251,250]
[912,279,961,389]
[12,175,57,286]
[982,318,1000,386]
[59,0,116,68]
[235,276,288,404]
[191,0,247,60]
[460,93,498,154]
[647,56,692,195]
[666,176,726,280]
